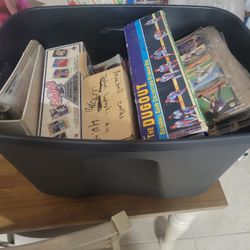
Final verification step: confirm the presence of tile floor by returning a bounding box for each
[120,156,250,250]
[0,156,249,250]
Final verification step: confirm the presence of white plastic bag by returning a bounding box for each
[168,0,246,20]
[246,0,250,11]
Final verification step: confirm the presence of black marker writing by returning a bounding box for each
[114,70,124,94]
[117,101,126,119]
[103,92,112,113]
[104,122,110,134]
[99,73,108,93]
[88,119,101,133]
[84,87,100,112]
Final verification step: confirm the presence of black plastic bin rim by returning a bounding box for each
[1,4,248,37]
[0,3,246,19]
[0,133,249,152]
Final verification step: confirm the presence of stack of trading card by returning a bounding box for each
[38,42,94,139]
[176,27,250,135]
[93,54,125,73]
[0,40,44,136]
[124,10,208,140]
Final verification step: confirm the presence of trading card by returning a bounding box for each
[197,81,241,125]
[177,34,206,57]
[53,69,70,78]
[53,48,68,57]
[53,59,69,67]
[186,56,225,93]
[48,118,70,135]
[49,104,70,119]
[180,44,207,66]
[176,33,209,66]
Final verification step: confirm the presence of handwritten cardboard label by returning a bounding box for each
[82,66,135,140]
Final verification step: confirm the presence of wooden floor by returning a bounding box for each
[0,155,227,234]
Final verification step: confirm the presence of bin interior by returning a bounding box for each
[0,5,250,198]
[0,5,250,92]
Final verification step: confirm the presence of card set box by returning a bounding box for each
[124,10,208,139]
[38,42,93,139]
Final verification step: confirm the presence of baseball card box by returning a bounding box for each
[124,10,208,139]
[38,42,93,139]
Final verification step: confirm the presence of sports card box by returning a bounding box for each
[124,10,208,140]
[38,42,93,139]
